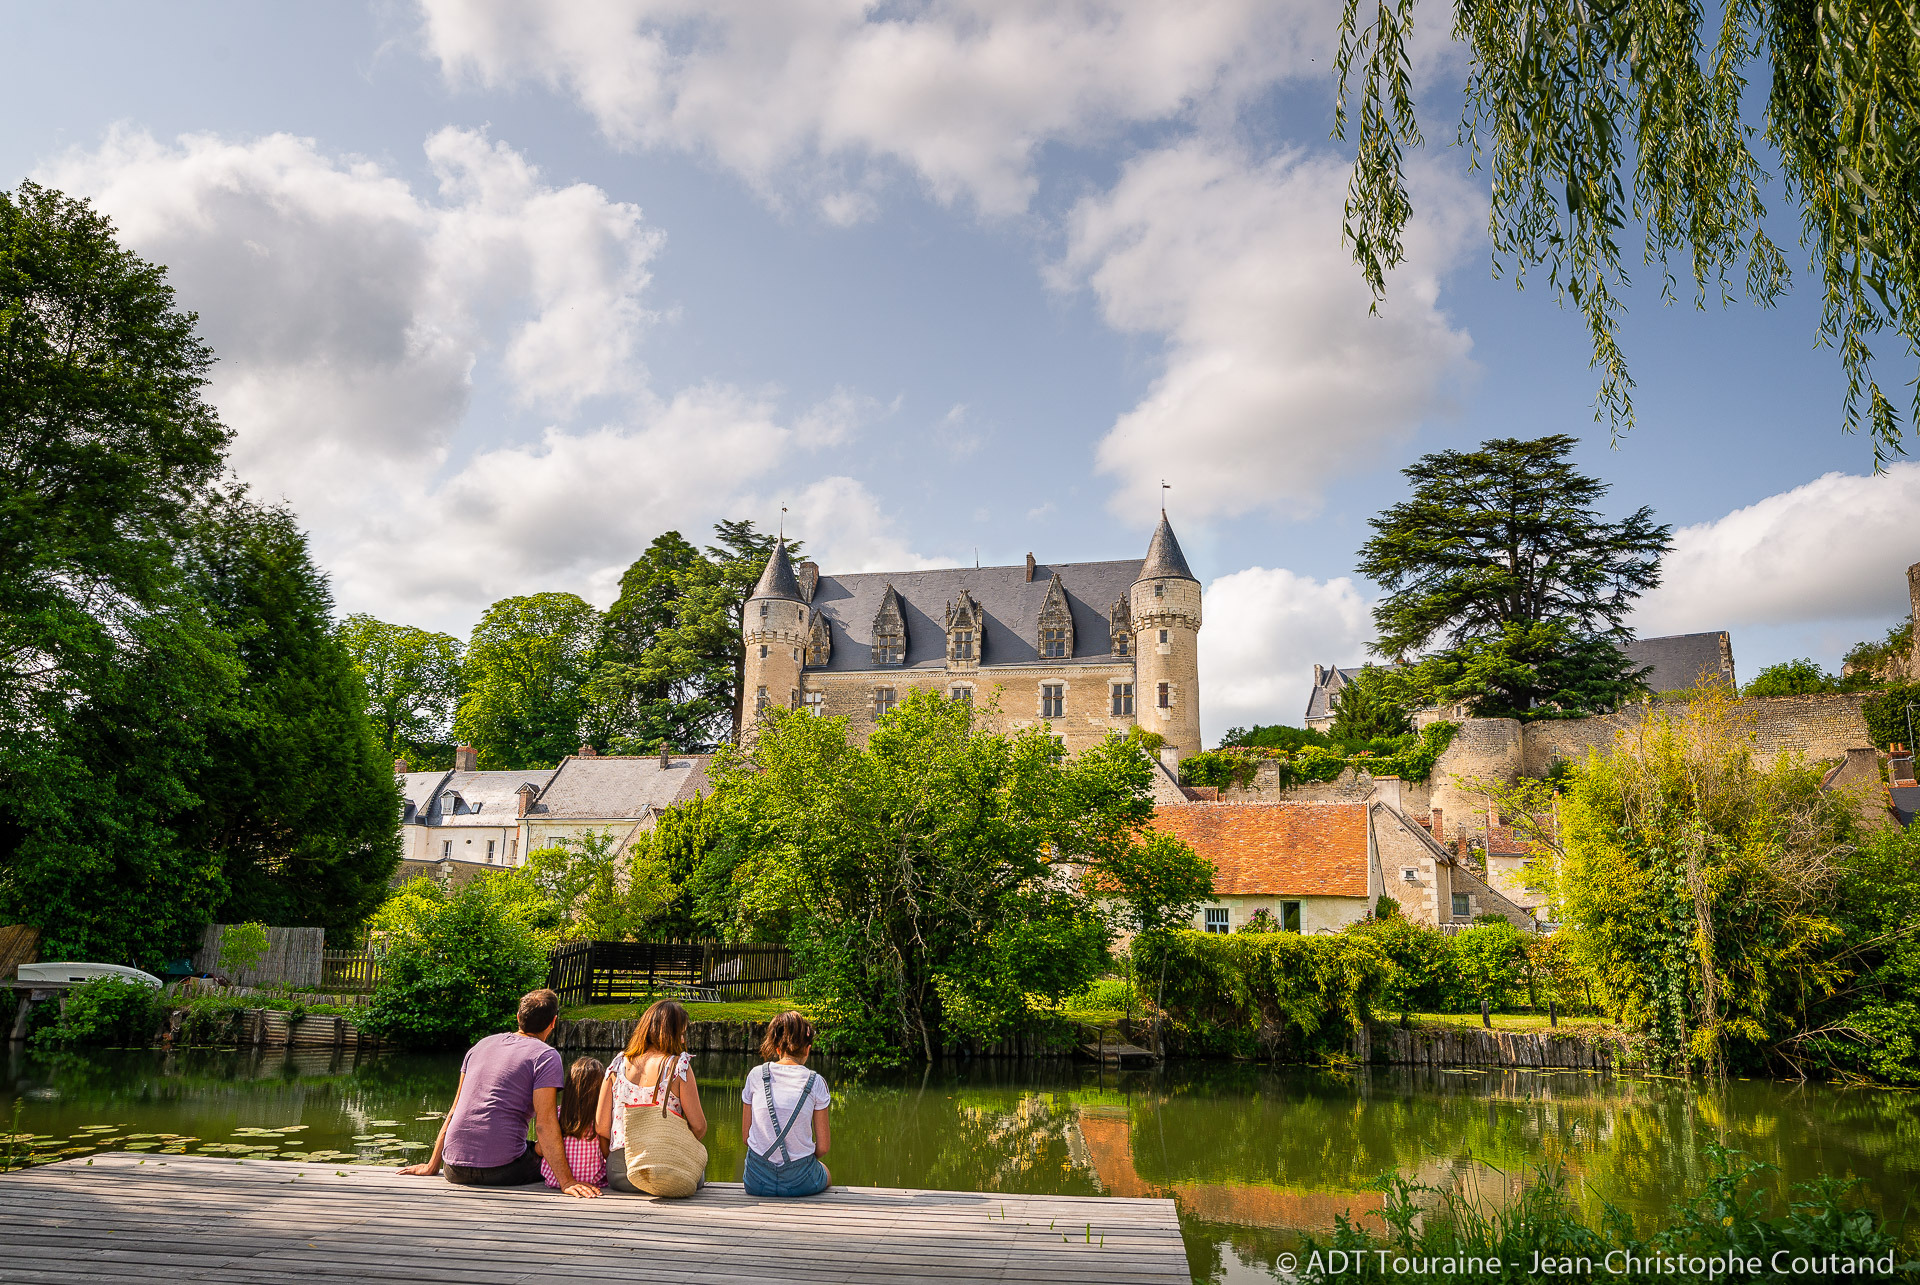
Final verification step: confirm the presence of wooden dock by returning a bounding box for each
[0,1151,1191,1283]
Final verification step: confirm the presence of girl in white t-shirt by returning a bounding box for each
[740,1012,832,1197]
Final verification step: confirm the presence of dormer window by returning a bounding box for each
[1109,596,1132,658]
[1041,628,1067,658]
[440,791,459,818]
[1036,573,1074,660]
[1115,634,1130,657]
[871,584,907,667]
[953,630,974,660]
[946,588,985,667]
[875,630,904,664]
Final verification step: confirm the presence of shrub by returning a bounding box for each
[362,875,548,1048]
[1452,921,1529,1008]
[31,976,165,1048]
[1743,658,1840,696]
[1862,681,1919,751]
[1133,929,1389,1059]
[218,921,271,975]
[1182,722,1459,791]
[1238,908,1281,933]
[1347,917,1459,1014]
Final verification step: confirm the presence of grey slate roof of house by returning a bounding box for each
[1621,631,1735,692]
[808,559,1142,672]
[528,754,712,820]
[399,769,556,826]
[1304,666,1360,723]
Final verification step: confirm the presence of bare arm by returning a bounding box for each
[742,1102,753,1148]
[398,1074,462,1176]
[678,1062,708,1141]
[595,1070,614,1151]
[811,1106,830,1158]
[534,1086,599,1199]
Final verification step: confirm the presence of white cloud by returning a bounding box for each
[40,126,928,634]
[1057,141,1477,521]
[1199,566,1374,745]
[1635,465,1920,637]
[778,476,950,574]
[414,0,1329,217]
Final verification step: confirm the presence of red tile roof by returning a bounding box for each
[1152,802,1371,898]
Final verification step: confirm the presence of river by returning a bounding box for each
[3,1046,1913,1282]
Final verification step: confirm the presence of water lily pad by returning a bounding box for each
[57,1146,97,1154]
[124,1133,166,1140]
[388,1142,426,1151]
[275,1124,309,1132]
[367,1120,400,1127]
[124,1143,158,1151]
[415,1112,445,1121]
[305,1150,356,1161]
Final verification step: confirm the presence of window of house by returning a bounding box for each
[804,691,824,717]
[874,687,897,717]
[1157,682,1170,709]
[1158,628,1169,645]
[486,840,496,864]
[508,838,517,862]
[1402,868,1418,883]
[441,792,457,817]
[953,629,974,660]
[1112,682,1134,716]
[1452,892,1470,917]
[950,686,973,704]
[1041,627,1067,658]
[1281,901,1301,933]
[1114,634,1129,656]
[876,630,904,665]
[1041,683,1064,718]
[441,840,452,859]
[1204,908,1230,934]
[755,685,769,713]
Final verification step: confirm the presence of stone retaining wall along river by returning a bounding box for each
[550,1018,1081,1060]
[1365,1021,1623,1069]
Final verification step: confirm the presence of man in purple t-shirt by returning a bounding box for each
[399,989,598,1198]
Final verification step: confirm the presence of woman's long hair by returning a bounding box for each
[624,999,690,1061]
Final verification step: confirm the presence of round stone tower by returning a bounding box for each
[740,538,810,737]
[1129,512,1203,758]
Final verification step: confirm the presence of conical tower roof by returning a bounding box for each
[749,538,806,603]
[1135,511,1196,583]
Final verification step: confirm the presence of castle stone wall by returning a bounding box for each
[1519,693,1874,777]
[802,661,1140,755]
[1429,718,1522,829]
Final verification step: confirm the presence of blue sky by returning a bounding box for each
[7,1,1914,742]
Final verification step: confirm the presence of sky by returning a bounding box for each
[6,1,1916,745]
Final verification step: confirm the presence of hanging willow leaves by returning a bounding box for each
[1335,0,1917,462]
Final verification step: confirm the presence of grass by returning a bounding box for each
[1404,1010,1615,1033]
[561,997,801,1024]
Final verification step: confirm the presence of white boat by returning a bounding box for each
[16,962,163,988]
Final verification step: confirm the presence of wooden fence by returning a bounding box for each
[320,949,385,994]
[546,940,792,1007]
[0,925,39,981]
[192,925,325,989]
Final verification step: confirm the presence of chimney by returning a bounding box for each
[1372,775,1403,812]
[453,744,477,772]
[1025,553,1036,582]
[393,757,409,774]
[658,745,672,769]
[516,782,539,817]
[1431,806,1444,843]
[1158,745,1183,776]
[796,561,819,602]
[1313,664,1325,687]
[578,743,597,757]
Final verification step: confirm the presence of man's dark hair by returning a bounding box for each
[517,988,560,1034]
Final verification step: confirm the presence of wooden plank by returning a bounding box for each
[0,1152,1189,1284]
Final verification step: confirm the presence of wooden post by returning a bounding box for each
[1480,998,1491,1029]
[1548,1000,1557,1028]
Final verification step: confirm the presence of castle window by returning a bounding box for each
[1203,908,1229,934]
[874,687,897,718]
[1157,682,1170,709]
[876,631,904,664]
[1154,583,1164,598]
[793,647,802,663]
[1041,627,1067,658]
[760,602,769,618]
[1114,634,1129,657]
[804,691,823,716]
[1041,683,1064,718]
[1281,902,1301,933]
[1158,629,1169,645]
[1111,683,1134,716]
[950,685,972,704]
[952,629,974,660]
[442,840,452,859]
[755,685,770,714]
[759,644,768,659]
[790,689,799,709]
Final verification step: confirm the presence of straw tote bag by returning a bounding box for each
[621,1053,707,1198]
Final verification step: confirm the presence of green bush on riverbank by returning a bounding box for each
[1133,930,1388,1059]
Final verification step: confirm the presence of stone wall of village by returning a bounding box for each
[1519,693,1873,777]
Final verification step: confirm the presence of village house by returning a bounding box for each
[393,744,710,886]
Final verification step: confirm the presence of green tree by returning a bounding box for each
[510,828,675,945]
[336,614,463,769]
[634,795,716,938]
[1327,665,1413,740]
[703,692,1190,1063]
[182,496,401,940]
[363,875,550,1048]
[1333,0,1920,461]
[0,183,238,967]
[1359,436,1670,719]
[1743,658,1840,697]
[454,592,600,769]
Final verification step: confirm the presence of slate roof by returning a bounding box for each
[398,769,555,826]
[1303,665,1359,724]
[1621,631,1734,692]
[807,559,1142,672]
[1152,802,1372,897]
[1138,513,1197,582]
[749,539,805,603]
[529,754,712,820]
